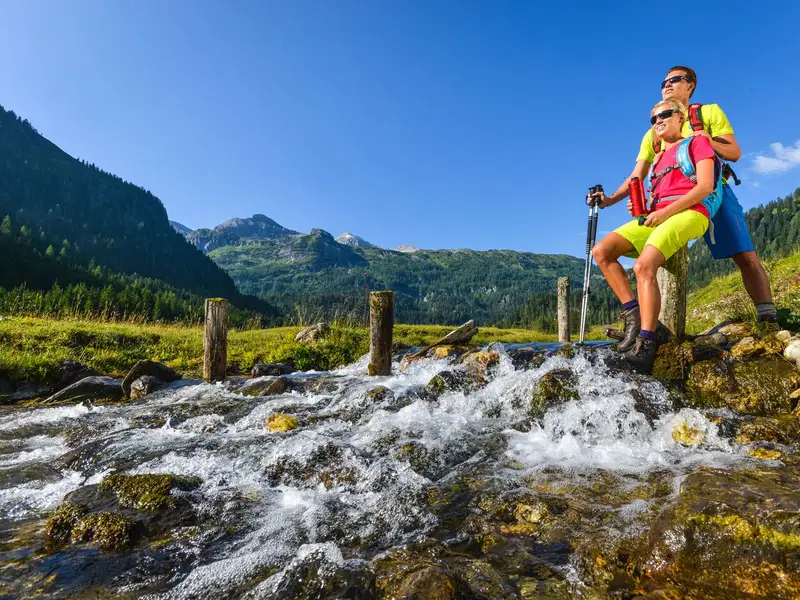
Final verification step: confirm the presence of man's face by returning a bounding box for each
[661,70,694,101]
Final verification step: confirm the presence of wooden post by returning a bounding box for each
[557,277,570,342]
[368,291,393,376]
[657,246,688,342]
[204,298,228,382]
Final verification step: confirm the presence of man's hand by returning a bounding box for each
[586,190,612,208]
[690,130,712,141]
[642,208,671,228]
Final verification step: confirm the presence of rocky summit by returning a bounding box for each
[2,329,799,599]
[187,213,300,253]
[336,232,377,248]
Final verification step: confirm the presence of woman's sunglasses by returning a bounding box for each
[661,75,688,88]
[650,109,679,125]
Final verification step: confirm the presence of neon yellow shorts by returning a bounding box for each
[614,210,709,260]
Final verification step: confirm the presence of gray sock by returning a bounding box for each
[756,302,777,322]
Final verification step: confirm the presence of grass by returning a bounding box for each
[0,316,600,383]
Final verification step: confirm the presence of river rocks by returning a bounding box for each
[295,322,330,343]
[58,359,102,387]
[261,377,291,396]
[685,358,800,415]
[460,347,501,383]
[530,368,578,419]
[651,341,725,381]
[99,473,202,511]
[70,511,135,550]
[694,332,728,346]
[366,385,394,403]
[784,339,800,365]
[122,360,181,398]
[267,413,298,432]
[251,362,295,377]
[730,333,785,359]
[671,421,705,446]
[426,370,469,398]
[42,376,123,404]
[129,375,166,400]
[735,415,800,445]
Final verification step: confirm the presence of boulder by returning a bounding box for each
[730,334,784,359]
[251,362,296,377]
[775,330,793,342]
[295,322,330,344]
[693,332,728,347]
[652,341,724,381]
[735,415,800,445]
[714,321,752,341]
[263,377,290,396]
[129,375,166,400]
[530,368,579,419]
[58,360,102,387]
[43,376,123,404]
[460,348,501,383]
[784,340,800,364]
[366,386,394,403]
[122,361,180,398]
[10,382,54,402]
[425,370,468,398]
[685,358,800,415]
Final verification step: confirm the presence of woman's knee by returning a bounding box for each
[633,258,659,280]
[592,238,620,265]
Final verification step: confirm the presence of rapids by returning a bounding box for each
[0,344,749,598]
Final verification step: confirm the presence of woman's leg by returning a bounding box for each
[592,233,636,303]
[632,245,666,331]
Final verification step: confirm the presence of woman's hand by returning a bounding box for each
[626,198,634,216]
[642,208,671,228]
[587,190,612,208]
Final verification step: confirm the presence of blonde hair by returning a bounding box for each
[652,98,686,122]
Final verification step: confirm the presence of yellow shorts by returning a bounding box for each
[614,210,709,260]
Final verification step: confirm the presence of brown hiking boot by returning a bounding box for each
[618,306,641,353]
[623,335,659,375]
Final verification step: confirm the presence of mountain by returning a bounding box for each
[336,232,376,248]
[0,104,275,323]
[188,214,299,252]
[209,231,618,327]
[170,221,193,236]
[395,244,420,253]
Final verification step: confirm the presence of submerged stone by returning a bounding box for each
[671,421,705,446]
[71,511,135,550]
[129,375,166,400]
[44,503,87,547]
[98,473,201,511]
[42,376,123,404]
[267,413,298,432]
[365,385,394,403]
[735,415,800,445]
[122,360,180,398]
[530,368,578,419]
[426,370,468,398]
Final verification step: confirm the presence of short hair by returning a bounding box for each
[666,65,697,97]
[652,99,687,125]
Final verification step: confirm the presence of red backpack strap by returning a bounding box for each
[687,103,704,132]
[651,136,662,155]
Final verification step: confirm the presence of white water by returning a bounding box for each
[0,345,746,597]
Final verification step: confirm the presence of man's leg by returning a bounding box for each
[731,250,776,321]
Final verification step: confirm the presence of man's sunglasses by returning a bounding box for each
[661,75,688,88]
[650,109,679,125]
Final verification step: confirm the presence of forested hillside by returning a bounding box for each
[688,186,800,289]
[0,105,274,323]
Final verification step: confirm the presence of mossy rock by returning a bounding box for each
[735,415,800,445]
[671,421,705,447]
[730,334,785,359]
[685,357,800,415]
[71,511,135,550]
[652,341,725,381]
[44,503,87,547]
[425,370,468,398]
[530,368,578,419]
[98,473,201,511]
[392,441,440,476]
[266,413,299,432]
[365,385,394,403]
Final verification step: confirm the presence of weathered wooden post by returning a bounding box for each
[657,246,688,342]
[368,291,393,376]
[557,277,570,342]
[204,298,228,382]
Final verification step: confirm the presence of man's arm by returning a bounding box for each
[691,105,741,162]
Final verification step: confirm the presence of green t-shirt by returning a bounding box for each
[637,103,735,163]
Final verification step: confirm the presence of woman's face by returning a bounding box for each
[651,105,683,139]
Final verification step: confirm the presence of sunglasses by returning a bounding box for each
[661,75,688,88]
[650,109,679,125]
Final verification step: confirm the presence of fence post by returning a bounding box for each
[557,277,570,342]
[368,291,393,376]
[204,298,228,382]
[657,246,688,342]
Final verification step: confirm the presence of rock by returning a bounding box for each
[267,413,298,432]
[71,511,135,550]
[408,320,479,359]
[10,382,54,402]
[263,377,290,396]
[686,358,800,415]
[460,348,501,382]
[694,332,728,347]
[99,473,202,511]
[295,322,330,344]
[129,375,166,400]
[391,567,468,600]
[0,377,15,403]
[58,359,102,387]
[730,334,784,359]
[121,361,180,398]
[45,503,88,548]
[426,370,468,398]
[671,422,705,447]
[748,448,782,460]
[652,341,726,381]
[530,369,578,419]
[366,386,394,403]
[43,376,123,404]
[735,415,800,445]
[784,340,800,363]
[776,330,793,342]
[714,321,752,341]
[251,362,295,377]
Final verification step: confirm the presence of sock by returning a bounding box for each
[639,329,659,341]
[622,300,639,311]
[756,302,777,322]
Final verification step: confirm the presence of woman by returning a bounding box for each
[590,98,717,373]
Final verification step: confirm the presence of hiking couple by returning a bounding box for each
[589,65,775,374]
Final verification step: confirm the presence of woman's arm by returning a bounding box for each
[642,157,715,226]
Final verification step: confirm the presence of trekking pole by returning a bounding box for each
[579,185,603,343]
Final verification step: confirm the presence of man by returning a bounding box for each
[592,66,775,350]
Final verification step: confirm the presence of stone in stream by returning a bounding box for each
[250,362,296,377]
[529,368,579,420]
[129,375,166,400]
[42,376,123,404]
[730,334,785,359]
[121,360,181,398]
[58,359,102,387]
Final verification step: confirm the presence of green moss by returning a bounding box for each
[530,369,578,419]
[99,473,201,511]
[44,503,87,545]
[688,514,800,551]
[71,511,134,550]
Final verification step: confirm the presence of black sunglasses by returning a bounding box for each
[661,75,688,88]
[650,109,679,125]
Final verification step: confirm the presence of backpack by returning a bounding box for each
[649,136,725,219]
[651,103,741,185]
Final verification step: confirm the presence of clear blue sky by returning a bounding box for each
[2,0,799,256]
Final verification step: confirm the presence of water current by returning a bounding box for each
[0,344,747,598]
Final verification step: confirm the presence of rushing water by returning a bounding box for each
[0,344,746,598]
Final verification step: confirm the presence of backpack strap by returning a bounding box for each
[687,103,704,132]
[651,135,662,155]
[676,138,698,182]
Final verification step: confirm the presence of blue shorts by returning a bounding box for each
[704,184,754,259]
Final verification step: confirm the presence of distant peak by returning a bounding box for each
[336,232,376,248]
[394,244,420,253]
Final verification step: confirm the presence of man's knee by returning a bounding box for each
[732,250,762,270]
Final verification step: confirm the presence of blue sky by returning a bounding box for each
[2,0,799,256]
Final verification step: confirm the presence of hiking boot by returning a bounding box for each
[605,328,624,342]
[623,335,659,374]
[617,306,641,353]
